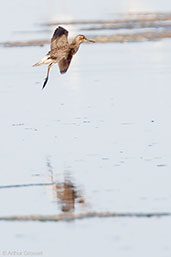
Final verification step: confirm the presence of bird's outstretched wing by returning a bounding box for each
[51,26,69,50]
[58,50,73,73]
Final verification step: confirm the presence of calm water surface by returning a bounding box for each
[0,1,171,256]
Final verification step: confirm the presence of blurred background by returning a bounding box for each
[1,1,171,257]
[2,0,171,41]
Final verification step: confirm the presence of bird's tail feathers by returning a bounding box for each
[33,55,51,67]
[33,60,44,67]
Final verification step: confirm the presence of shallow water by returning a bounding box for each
[1,1,171,256]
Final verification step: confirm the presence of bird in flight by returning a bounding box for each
[33,26,95,89]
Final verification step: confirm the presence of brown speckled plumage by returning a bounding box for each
[33,26,95,89]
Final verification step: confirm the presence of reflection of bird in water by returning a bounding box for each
[47,158,85,213]
[33,26,95,89]
[55,180,85,212]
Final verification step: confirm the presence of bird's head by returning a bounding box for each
[75,35,95,44]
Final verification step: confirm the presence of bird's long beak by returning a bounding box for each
[85,38,95,43]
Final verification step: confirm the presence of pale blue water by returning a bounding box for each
[1,1,171,257]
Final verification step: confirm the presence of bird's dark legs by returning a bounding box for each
[42,63,53,89]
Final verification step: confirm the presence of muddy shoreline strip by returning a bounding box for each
[0,183,54,189]
[0,212,170,222]
[1,30,171,47]
[44,13,171,26]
